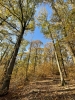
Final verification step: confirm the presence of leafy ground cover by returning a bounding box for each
[0,75,75,100]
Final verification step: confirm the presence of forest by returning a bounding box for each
[0,0,75,100]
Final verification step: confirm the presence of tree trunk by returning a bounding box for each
[1,56,12,84]
[65,42,75,64]
[0,26,25,96]
[48,25,65,86]
[33,48,37,73]
[54,51,65,86]
[56,39,67,77]
[25,42,32,81]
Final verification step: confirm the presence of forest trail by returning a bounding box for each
[0,76,75,100]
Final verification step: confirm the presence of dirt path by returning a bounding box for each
[0,76,75,100]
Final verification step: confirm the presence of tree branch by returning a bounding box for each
[51,0,61,21]
[0,17,9,25]
[19,0,24,25]
[0,2,21,22]
[0,16,20,33]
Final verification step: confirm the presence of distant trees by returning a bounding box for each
[24,40,43,80]
[44,42,54,64]
[31,40,43,73]
[25,42,32,81]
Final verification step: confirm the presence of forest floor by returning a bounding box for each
[0,75,75,100]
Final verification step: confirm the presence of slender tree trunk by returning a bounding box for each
[33,48,37,73]
[0,25,26,96]
[25,42,32,81]
[38,48,43,65]
[54,45,65,86]
[68,42,75,64]
[54,51,65,86]
[48,25,65,86]
[56,39,67,77]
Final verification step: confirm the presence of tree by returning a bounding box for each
[41,0,75,64]
[44,42,54,64]
[47,0,75,64]
[25,42,32,81]
[31,40,43,73]
[37,6,66,86]
[48,25,66,86]
[0,0,43,95]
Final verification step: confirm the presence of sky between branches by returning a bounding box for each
[24,3,52,48]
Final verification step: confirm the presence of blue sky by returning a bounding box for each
[25,27,50,45]
[24,3,52,47]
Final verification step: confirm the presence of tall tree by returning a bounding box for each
[37,7,66,86]
[0,0,43,95]
[48,0,75,64]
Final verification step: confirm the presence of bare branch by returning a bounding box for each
[0,16,20,33]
